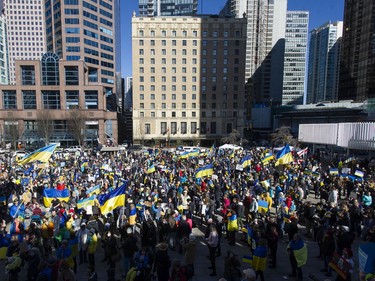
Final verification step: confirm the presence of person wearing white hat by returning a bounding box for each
[242,269,256,281]
[76,222,89,264]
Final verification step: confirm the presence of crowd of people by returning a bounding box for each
[0,145,374,281]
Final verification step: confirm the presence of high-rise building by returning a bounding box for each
[339,0,375,102]
[44,0,120,108]
[220,0,287,106]
[132,16,247,145]
[139,0,198,17]
[282,11,309,105]
[0,12,9,85]
[307,21,343,104]
[3,0,46,84]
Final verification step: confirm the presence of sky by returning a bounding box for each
[120,0,345,78]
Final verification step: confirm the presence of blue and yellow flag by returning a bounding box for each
[179,149,200,159]
[147,164,155,174]
[258,200,269,213]
[261,153,274,164]
[242,255,253,264]
[86,184,101,196]
[98,181,128,215]
[77,195,95,210]
[303,169,312,175]
[0,234,10,259]
[355,170,364,178]
[0,196,6,206]
[195,164,214,178]
[330,168,339,175]
[275,144,294,166]
[43,188,70,207]
[81,162,89,172]
[18,144,58,165]
[240,155,252,168]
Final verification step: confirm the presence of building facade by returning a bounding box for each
[220,0,287,106]
[132,16,247,145]
[282,11,309,105]
[3,0,46,84]
[44,0,120,109]
[0,54,117,145]
[0,12,9,85]
[138,0,198,17]
[307,21,343,104]
[339,0,375,102]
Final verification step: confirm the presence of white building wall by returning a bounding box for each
[299,122,375,150]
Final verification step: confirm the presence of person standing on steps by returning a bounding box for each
[206,223,219,276]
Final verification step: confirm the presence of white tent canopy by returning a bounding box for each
[219,144,243,150]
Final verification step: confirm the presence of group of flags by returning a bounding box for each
[42,181,129,215]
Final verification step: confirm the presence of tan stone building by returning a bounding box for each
[0,53,117,146]
[132,15,247,146]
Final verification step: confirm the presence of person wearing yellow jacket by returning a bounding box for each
[88,228,98,267]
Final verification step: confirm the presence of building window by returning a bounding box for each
[42,90,60,109]
[161,122,167,134]
[65,66,79,85]
[85,90,98,109]
[140,103,144,109]
[145,123,151,134]
[3,90,17,109]
[151,112,155,118]
[171,122,177,134]
[191,122,197,134]
[21,65,35,85]
[22,90,36,109]
[162,94,166,100]
[162,112,166,117]
[210,122,216,134]
[181,122,187,134]
[66,91,79,109]
[88,68,98,82]
[41,53,60,85]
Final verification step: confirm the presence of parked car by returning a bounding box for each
[64,146,82,153]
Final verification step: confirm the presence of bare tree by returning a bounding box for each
[4,119,22,149]
[270,126,298,147]
[221,129,241,145]
[68,108,86,146]
[37,110,53,145]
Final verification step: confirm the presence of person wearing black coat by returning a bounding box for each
[154,243,171,281]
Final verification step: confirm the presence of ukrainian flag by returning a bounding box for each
[275,144,294,166]
[261,153,274,164]
[18,144,58,165]
[147,164,156,174]
[98,181,128,215]
[86,184,101,196]
[0,196,6,206]
[81,162,88,172]
[128,207,137,225]
[77,195,95,210]
[230,150,235,158]
[240,155,252,168]
[179,149,200,159]
[195,164,214,178]
[0,234,10,259]
[242,255,253,264]
[312,171,320,177]
[43,188,70,207]
[303,169,312,175]
[330,168,339,175]
[355,170,364,178]
[258,200,269,213]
